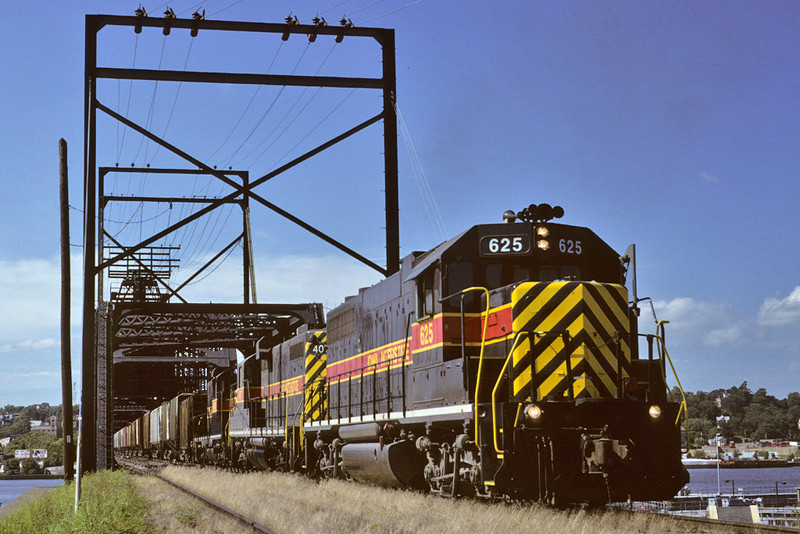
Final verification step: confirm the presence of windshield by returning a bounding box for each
[443,260,582,311]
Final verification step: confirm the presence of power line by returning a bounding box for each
[243,43,340,168]
[208,41,286,165]
[268,87,357,170]
[360,0,426,24]
[209,0,246,18]
[347,0,387,18]
[222,42,312,168]
[148,37,196,166]
[397,105,447,242]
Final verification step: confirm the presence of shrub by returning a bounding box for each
[2,458,20,474]
[20,457,42,475]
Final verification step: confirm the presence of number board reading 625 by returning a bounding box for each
[479,234,531,256]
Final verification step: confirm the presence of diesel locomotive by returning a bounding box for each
[115,204,689,505]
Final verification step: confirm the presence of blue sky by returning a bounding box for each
[1,1,798,406]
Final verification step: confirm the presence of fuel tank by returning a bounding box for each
[341,440,426,489]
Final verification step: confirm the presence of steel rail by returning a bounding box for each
[640,509,799,533]
[116,457,275,534]
[154,473,276,534]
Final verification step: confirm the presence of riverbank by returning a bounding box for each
[684,460,800,469]
[0,470,150,533]
[0,474,62,480]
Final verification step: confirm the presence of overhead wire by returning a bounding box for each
[209,0,247,18]
[268,87,357,170]
[133,35,168,165]
[206,42,285,163]
[397,105,448,242]
[178,1,207,16]
[147,37,195,166]
[146,36,196,252]
[114,34,140,235]
[360,0,426,24]
[347,0,387,17]
[106,205,174,228]
[182,239,239,286]
[221,42,312,169]
[186,203,237,273]
[246,43,340,169]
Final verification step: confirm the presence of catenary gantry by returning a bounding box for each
[80,13,398,471]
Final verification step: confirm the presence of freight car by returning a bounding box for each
[115,204,689,505]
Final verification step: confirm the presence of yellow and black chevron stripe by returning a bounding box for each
[303,332,327,421]
[510,281,630,401]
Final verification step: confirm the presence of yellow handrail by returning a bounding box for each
[457,286,491,447]
[491,332,529,455]
[650,326,689,450]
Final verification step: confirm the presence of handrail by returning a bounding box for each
[325,352,407,420]
[448,286,491,447]
[491,332,530,455]
[638,328,689,452]
[654,334,689,428]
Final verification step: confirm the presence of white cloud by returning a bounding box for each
[704,325,743,347]
[178,253,384,311]
[640,297,742,348]
[7,371,60,379]
[0,255,84,344]
[641,290,800,353]
[0,338,59,354]
[758,286,800,327]
[698,171,721,183]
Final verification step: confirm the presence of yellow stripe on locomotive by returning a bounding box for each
[510,281,630,401]
[303,331,327,422]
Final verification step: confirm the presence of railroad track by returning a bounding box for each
[118,457,797,533]
[116,457,276,534]
[643,509,799,533]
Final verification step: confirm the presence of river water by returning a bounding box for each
[0,478,64,509]
[684,466,800,496]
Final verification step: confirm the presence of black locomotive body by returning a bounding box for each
[115,206,689,504]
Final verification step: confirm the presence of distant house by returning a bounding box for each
[0,413,19,424]
[30,416,62,438]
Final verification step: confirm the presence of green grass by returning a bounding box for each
[0,470,151,534]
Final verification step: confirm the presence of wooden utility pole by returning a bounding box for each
[59,138,75,481]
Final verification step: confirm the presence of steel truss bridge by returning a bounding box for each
[80,14,398,471]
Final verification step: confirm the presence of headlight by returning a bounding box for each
[536,226,549,237]
[536,239,550,251]
[649,405,662,419]
[525,404,543,421]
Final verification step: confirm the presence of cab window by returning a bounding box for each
[446,261,473,297]
[417,268,436,318]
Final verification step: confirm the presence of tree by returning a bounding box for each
[47,438,64,467]
[720,382,751,416]
[688,418,714,447]
[2,430,57,458]
[20,457,42,475]
[752,387,779,408]
[0,415,30,440]
[2,458,20,475]
[684,390,721,422]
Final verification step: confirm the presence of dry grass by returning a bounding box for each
[134,475,254,533]
[160,465,737,534]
